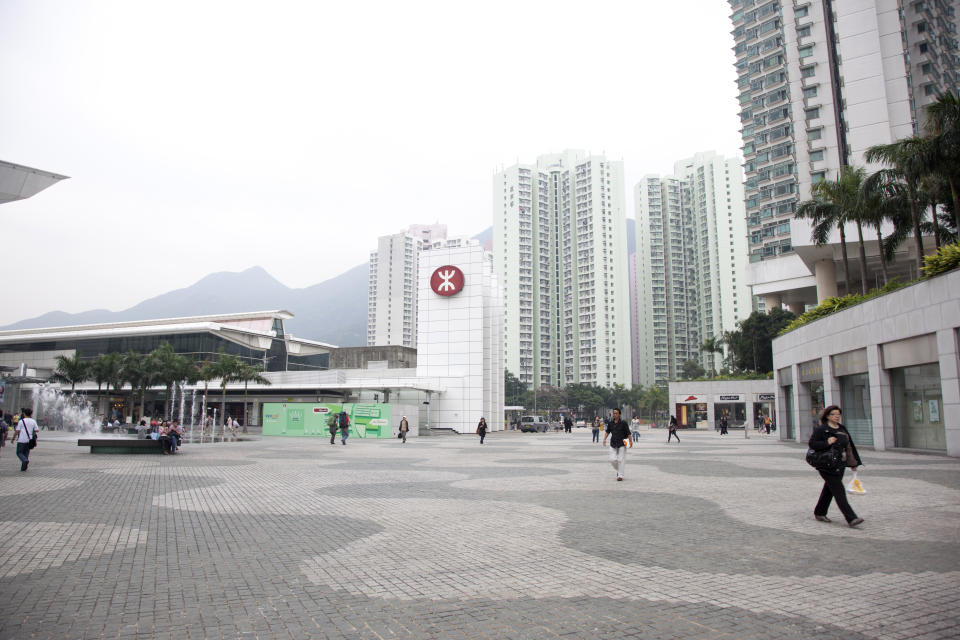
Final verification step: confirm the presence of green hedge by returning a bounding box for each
[779,279,908,335]
[921,242,960,279]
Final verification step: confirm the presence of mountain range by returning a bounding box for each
[1,221,634,346]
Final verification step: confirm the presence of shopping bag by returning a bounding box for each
[846,471,866,495]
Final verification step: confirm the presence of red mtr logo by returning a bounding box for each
[430,265,465,296]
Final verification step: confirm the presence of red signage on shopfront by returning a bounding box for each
[430,265,465,296]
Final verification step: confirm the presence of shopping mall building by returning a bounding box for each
[772,269,959,457]
[0,245,504,438]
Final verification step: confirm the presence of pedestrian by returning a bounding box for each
[591,416,601,443]
[630,414,641,441]
[719,415,729,437]
[231,416,240,437]
[398,415,409,443]
[339,411,350,445]
[563,415,573,433]
[809,405,864,527]
[476,417,488,444]
[602,408,632,481]
[667,415,680,443]
[328,414,338,445]
[0,413,8,458]
[15,408,39,471]
[764,415,773,436]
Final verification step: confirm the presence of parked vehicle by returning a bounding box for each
[519,416,550,433]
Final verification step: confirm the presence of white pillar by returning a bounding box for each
[764,293,782,311]
[937,329,960,456]
[815,260,838,302]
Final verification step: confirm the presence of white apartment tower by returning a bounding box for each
[634,152,748,386]
[494,149,630,389]
[729,0,960,311]
[367,224,447,347]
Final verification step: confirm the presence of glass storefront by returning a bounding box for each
[783,386,795,439]
[839,373,873,446]
[805,381,824,432]
[891,363,945,451]
[714,403,746,427]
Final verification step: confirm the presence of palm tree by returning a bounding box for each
[90,353,122,421]
[151,342,191,420]
[795,168,867,294]
[866,137,931,273]
[206,354,244,431]
[52,353,89,393]
[121,350,156,423]
[861,169,913,284]
[236,363,270,433]
[923,91,960,230]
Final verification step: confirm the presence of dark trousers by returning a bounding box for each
[479,432,486,444]
[330,431,337,444]
[592,429,600,443]
[815,469,858,523]
[16,442,30,469]
[667,429,680,442]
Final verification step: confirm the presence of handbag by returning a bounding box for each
[805,445,842,472]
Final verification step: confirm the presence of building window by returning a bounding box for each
[805,106,820,119]
[925,84,936,96]
[795,6,809,18]
[803,85,818,98]
[811,171,826,183]
[798,44,813,58]
[801,65,816,78]
[808,127,823,140]
[809,149,824,162]
[797,25,811,38]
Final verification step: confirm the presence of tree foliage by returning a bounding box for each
[724,309,796,374]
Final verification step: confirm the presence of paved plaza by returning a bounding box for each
[1,428,958,640]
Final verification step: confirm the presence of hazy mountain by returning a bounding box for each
[1,264,370,346]
[2,223,636,345]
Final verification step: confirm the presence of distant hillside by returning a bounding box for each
[3,223,637,345]
[1,264,370,346]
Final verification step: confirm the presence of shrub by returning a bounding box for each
[779,279,908,335]
[921,242,960,279]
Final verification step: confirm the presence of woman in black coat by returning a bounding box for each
[476,417,488,444]
[808,405,864,527]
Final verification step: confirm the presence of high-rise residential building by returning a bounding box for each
[634,152,748,386]
[493,149,630,389]
[367,224,447,347]
[729,0,959,312]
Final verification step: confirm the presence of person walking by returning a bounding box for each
[15,408,39,471]
[339,411,350,445]
[719,415,729,437]
[0,413,8,459]
[398,415,409,443]
[809,405,864,527]
[602,408,632,481]
[476,417,488,444]
[328,414,338,445]
[591,416,602,443]
[563,415,573,434]
[630,415,641,442]
[667,415,680,443]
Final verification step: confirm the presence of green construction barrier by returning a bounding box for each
[261,402,392,438]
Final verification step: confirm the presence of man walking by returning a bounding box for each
[602,408,632,481]
[339,411,350,445]
[398,415,409,444]
[15,408,39,471]
[328,414,338,445]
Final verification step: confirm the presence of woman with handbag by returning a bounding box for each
[809,405,864,527]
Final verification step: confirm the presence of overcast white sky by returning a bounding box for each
[0,0,742,327]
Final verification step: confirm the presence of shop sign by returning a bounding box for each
[715,394,743,402]
[757,393,775,401]
[430,265,465,296]
[676,394,701,403]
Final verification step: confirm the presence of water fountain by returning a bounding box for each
[29,384,101,434]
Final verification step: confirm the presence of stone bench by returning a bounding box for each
[78,438,168,454]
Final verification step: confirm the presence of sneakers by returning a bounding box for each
[616,476,623,481]
[848,517,864,528]
[815,515,831,523]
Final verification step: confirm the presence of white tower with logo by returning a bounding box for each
[417,244,504,433]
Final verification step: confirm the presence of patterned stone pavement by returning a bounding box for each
[1,429,958,639]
